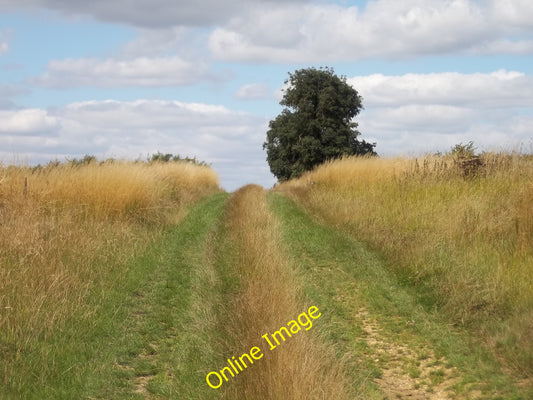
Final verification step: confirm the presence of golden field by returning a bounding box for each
[0,159,220,385]
[278,153,533,376]
[220,185,350,399]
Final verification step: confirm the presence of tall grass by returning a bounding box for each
[1,160,219,222]
[0,159,220,391]
[220,185,350,399]
[278,153,533,378]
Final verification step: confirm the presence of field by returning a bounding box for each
[0,159,220,396]
[1,154,532,399]
[278,153,533,382]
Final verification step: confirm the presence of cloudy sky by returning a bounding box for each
[0,0,532,190]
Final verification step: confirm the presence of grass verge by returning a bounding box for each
[277,154,533,383]
[0,160,220,398]
[269,192,530,399]
[1,192,229,399]
[212,185,352,399]
[95,192,230,400]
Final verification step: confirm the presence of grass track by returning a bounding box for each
[0,192,229,400]
[213,185,352,399]
[96,192,230,400]
[268,193,530,399]
[4,188,530,399]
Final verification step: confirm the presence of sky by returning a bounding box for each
[0,0,532,191]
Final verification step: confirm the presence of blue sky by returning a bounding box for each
[1,0,532,190]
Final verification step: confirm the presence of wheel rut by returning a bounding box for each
[268,192,508,399]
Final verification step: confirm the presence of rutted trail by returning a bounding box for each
[209,186,493,399]
[101,192,230,400]
[269,193,523,399]
[91,187,527,399]
[268,192,462,399]
[4,156,530,399]
[217,185,351,399]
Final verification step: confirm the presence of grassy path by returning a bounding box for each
[96,188,528,399]
[8,187,528,399]
[1,192,229,400]
[269,193,528,399]
[94,192,230,400]
[212,185,351,399]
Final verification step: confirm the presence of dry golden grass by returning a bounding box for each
[221,185,351,399]
[278,153,533,376]
[0,160,220,386]
[1,160,220,222]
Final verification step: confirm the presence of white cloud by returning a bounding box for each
[0,100,273,191]
[0,84,29,100]
[0,109,59,134]
[471,39,533,55]
[348,70,533,108]
[59,100,253,133]
[0,0,310,28]
[35,56,209,88]
[119,27,202,58]
[235,83,272,100]
[491,0,533,28]
[6,0,532,66]
[349,70,533,155]
[209,0,533,62]
[0,29,11,55]
[369,105,475,132]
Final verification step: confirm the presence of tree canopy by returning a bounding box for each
[263,67,376,181]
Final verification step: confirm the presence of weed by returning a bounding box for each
[277,152,533,386]
[0,160,220,397]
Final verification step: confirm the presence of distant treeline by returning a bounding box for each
[26,152,210,171]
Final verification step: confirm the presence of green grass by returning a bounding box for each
[269,192,530,399]
[4,177,531,399]
[97,192,230,400]
[0,193,229,400]
[278,154,533,380]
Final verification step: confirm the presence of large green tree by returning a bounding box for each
[263,67,376,181]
